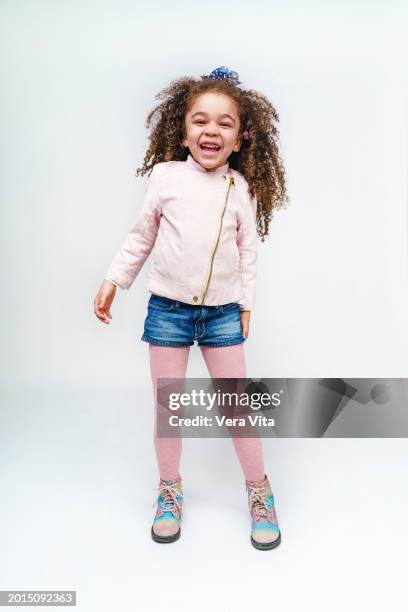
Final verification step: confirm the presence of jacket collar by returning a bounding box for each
[186,153,229,175]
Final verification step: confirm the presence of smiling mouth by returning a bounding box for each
[200,144,221,151]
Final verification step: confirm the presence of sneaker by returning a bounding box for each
[246,473,281,550]
[151,475,183,543]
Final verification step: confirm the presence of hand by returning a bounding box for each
[240,310,251,338]
[94,280,116,324]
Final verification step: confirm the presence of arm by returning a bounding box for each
[236,190,258,312]
[104,167,161,290]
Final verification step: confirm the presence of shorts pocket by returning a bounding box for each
[221,302,238,313]
[149,294,176,311]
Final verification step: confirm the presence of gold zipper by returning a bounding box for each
[201,175,235,305]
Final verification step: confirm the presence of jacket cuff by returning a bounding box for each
[104,277,126,289]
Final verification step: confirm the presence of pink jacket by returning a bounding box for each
[104,153,258,311]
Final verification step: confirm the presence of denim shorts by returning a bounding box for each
[141,293,246,348]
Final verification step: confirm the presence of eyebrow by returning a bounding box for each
[191,112,236,123]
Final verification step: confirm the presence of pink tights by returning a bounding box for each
[148,344,265,483]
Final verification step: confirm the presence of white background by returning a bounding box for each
[1,1,407,611]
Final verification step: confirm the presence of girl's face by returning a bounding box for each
[183,91,242,172]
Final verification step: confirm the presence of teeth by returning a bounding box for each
[201,144,220,149]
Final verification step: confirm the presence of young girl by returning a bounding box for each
[94,66,288,550]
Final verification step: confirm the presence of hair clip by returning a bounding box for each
[242,130,250,140]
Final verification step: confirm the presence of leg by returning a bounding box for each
[149,345,190,481]
[200,344,265,482]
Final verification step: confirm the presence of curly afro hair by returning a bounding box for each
[135,74,290,241]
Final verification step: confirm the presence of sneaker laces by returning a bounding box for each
[152,482,183,516]
[247,485,276,524]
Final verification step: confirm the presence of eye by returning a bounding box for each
[194,120,232,127]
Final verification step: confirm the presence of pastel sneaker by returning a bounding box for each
[245,473,281,550]
[151,475,183,543]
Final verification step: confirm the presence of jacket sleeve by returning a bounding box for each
[236,189,258,312]
[104,166,161,290]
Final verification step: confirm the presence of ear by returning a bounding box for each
[233,135,242,153]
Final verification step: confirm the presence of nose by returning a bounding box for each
[204,124,218,136]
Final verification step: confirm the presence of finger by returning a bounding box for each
[94,308,110,323]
